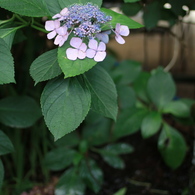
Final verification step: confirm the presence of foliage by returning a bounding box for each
[0,0,194,194]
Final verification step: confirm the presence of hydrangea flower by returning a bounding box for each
[66,37,87,60]
[45,3,130,62]
[86,39,106,62]
[114,23,130,44]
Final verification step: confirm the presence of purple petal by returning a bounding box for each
[97,42,106,51]
[60,8,69,16]
[96,33,109,44]
[54,20,60,29]
[79,43,87,52]
[88,39,98,50]
[78,50,86,59]
[52,14,61,19]
[70,37,82,48]
[94,51,106,62]
[115,34,125,44]
[86,49,96,58]
[115,23,121,34]
[56,26,67,35]
[47,31,56,39]
[45,21,55,31]
[119,25,130,36]
[54,35,67,46]
[66,48,78,60]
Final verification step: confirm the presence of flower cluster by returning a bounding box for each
[45,3,130,62]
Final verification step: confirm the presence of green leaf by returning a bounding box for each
[103,143,134,155]
[0,0,49,17]
[117,85,136,109]
[45,0,61,16]
[0,130,14,155]
[113,187,127,195]
[0,28,17,49]
[101,152,125,169]
[113,108,148,139]
[82,113,111,146]
[55,131,80,147]
[79,159,103,193]
[41,76,91,140]
[0,96,41,128]
[141,111,162,139]
[0,160,4,188]
[44,147,77,171]
[112,60,141,85]
[58,37,97,78]
[84,65,118,120]
[101,8,144,30]
[124,0,140,2]
[0,38,15,84]
[58,0,102,8]
[162,100,191,118]
[143,1,162,30]
[147,68,176,109]
[55,168,86,195]
[133,71,150,103]
[30,49,62,85]
[121,2,142,16]
[158,123,187,169]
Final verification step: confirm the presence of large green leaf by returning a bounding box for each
[162,100,191,118]
[121,2,142,17]
[79,159,103,193]
[0,0,49,17]
[0,28,17,49]
[0,160,4,188]
[113,187,127,195]
[55,168,86,195]
[124,0,140,2]
[44,147,77,171]
[101,8,144,30]
[0,38,15,84]
[45,0,61,16]
[41,76,91,140]
[84,65,118,120]
[147,68,176,109]
[141,111,162,139]
[0,130,14,155]
[158,123,187,169]
[113,108,148,139]
[58,37,97,79]
[0,96,41,128]
[58,0,102,8]
[30,49,62,85]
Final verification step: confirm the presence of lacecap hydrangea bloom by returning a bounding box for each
[45,3,130,62]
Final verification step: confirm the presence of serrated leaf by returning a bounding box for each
[0,96,41,128]
[0,28,17,49]
[113,108,148,139]
[0,38,15,84]
[58,0,102,8]
[141,111,162,138]
[0,0,49,17]
[162,100,191,118]
[79,159,103,193]
[147,69,176,109]
[58,37,97,79]
[30,49,62,85]
[84,65,118,120]
[0,130,14,155]
[44,147,77,171]
[101,8,144,30]
[41,76,91,140]
[56,168,86,195]
[158,123,187,169]
[0,160,4,188]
